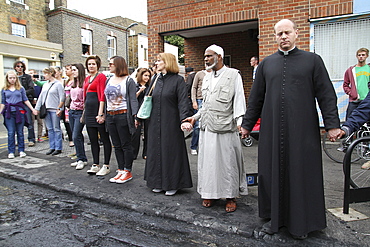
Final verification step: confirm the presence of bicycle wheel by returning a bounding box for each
[322,132,361,163]
[241,137,253,147]
[349,140,370,188]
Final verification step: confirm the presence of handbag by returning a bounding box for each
[39,82,55,119]
[39,104,47,119]
[137,76,158,119]
[64,94,71,108]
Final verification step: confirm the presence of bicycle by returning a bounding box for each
[322,123,370,188]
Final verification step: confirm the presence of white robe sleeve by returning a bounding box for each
[233,73,246,123]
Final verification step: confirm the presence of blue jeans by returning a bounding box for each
[69,110,87,162]
[190,99,203,150]
[4,111,25,153]
[26,106,35,142]
[45,110,62,150]
[106,113,134,171]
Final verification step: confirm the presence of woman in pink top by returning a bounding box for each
[69,63,88,170]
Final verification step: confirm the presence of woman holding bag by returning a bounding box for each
[142,53,193,196]
[105,56,138,183]
[35,67,65,155]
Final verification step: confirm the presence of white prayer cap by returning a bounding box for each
[206,44,224,58]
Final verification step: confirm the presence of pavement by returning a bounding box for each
[0,123,369,246]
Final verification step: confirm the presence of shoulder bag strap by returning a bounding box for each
[148,75,159,96]
[43,82,55,104]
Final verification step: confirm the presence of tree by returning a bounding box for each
[164,35,184,65]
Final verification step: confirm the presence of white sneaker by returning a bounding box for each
[109,170,124,183]
[19,151,26,158]
[76,160,87,170]
[8,153,15,159]
[165,190,178,196]
[191,149,197,155]
[152,188,163,193]
[87,165,100,174]
[71,161,78,167]
[96,165,110,176]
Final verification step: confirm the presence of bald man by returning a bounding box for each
[241,19,341,239]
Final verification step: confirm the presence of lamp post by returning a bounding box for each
[125,23,138,69]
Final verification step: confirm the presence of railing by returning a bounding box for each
[342,136,370,214]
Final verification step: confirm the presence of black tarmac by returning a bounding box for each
[0,129,369,246]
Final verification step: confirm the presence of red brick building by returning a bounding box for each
[147,0,370,109]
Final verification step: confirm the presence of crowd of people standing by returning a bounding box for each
[2,18,363,240]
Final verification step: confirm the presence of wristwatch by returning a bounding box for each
[58,108,63,110]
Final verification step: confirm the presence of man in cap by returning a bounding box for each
[240,19,341,239]
[183,44,247,212]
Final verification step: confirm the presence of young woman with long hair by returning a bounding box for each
[132,68,151,159]
[83,55,112,176]
[0,71,37,158]
[105,56,138,184]
[69,63,88,170]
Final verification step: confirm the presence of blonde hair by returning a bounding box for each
[4,70,21,90]
[158,53,179,74]
[42,67,56,77]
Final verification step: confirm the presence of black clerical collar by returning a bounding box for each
[278,47,297,55]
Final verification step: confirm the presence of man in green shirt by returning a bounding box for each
[343,48,370,119]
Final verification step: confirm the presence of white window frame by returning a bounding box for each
[107,35,117,59]
[312,16,370,80]
[10,0,25,4]
[81,29,92,56]
[11,23,26,38]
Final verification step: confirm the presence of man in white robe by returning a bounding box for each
[184,44,247,212]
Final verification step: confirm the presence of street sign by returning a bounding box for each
[246,173,258,186]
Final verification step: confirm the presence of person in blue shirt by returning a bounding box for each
[0,70,37,159]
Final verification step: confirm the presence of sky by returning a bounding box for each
[65,0,148,24]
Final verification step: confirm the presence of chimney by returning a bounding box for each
[54,0,67,8]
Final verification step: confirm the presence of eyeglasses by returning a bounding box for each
[109,63,114,66]
[16,65,24,68]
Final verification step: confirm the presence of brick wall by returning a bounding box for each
[0,0,49,41]
[47,8,127,68]
[185,31,258,99]
[148,0,353,97]
[148,0,353,61]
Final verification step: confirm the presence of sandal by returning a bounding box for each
[225,198,237,212]
[202,199,215,208]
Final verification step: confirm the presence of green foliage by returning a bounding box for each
[164,35,184,65]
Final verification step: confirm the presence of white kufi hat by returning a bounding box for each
[206,44,224,58]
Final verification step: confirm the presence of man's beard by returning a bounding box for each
[205,58,217,71]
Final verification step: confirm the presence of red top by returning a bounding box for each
[83,73,107,102]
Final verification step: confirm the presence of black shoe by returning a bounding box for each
[51,150,62,156]
[261,221,274,235]
[292,234,308,240]
[46,149,55,155]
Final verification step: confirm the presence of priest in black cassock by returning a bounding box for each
[241,19,341,239]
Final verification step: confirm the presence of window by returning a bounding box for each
[81,29,92,55]
[144,48,148,61]
[11,0,24,4]
[12,23,26,38]
[313,17,370,80]
[107,35,116,59]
